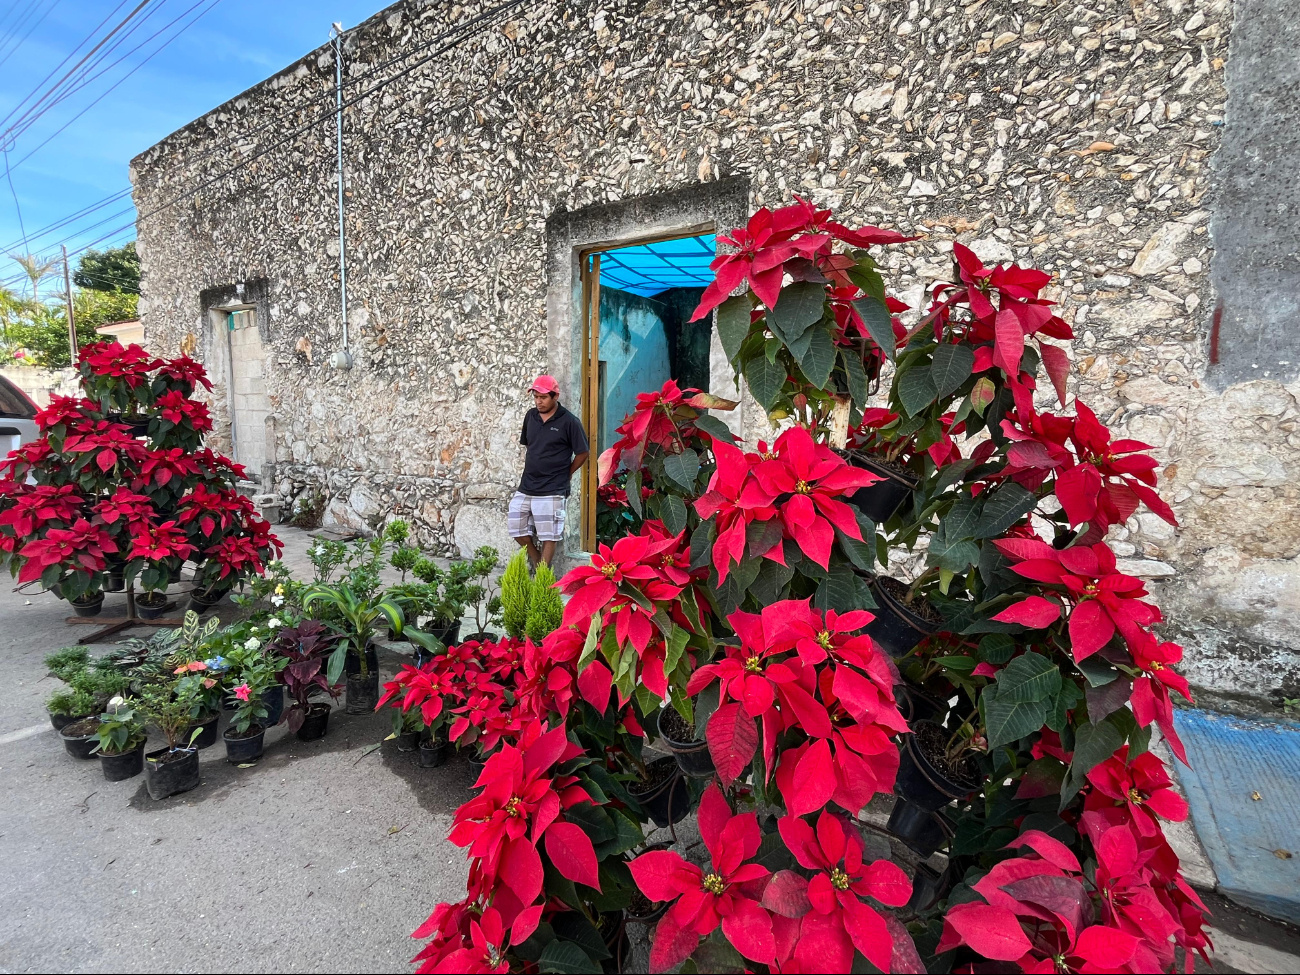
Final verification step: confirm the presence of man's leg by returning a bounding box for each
[515,535,541,569]
[535,496,566,569]
[508,493,542,568]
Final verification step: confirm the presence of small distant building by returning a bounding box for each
[95,319,145,347]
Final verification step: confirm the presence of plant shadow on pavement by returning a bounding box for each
[123,664,479,816]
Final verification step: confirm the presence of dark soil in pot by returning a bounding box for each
[223,724,266,764]
[295,703,331,741]
[60,717,101,760]
[99,741,146,781]
[418,735,448,768]
[189,711,220,749]
[70,592,104,618]
[144,746,200,799]
[862,575,942,657]
[895,720,981,812]
[346,671,380,714]
[136,592,170,620]
[657,707,715,779]
[840,450,918,524]
[628,757,689,828]
[626,889,669,925]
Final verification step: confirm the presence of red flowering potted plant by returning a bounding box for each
[403,200,1205,975]
[0,342,280,618]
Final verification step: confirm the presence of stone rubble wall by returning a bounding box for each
[131,0,1299,709]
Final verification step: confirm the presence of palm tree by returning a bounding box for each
[8,252,59,301]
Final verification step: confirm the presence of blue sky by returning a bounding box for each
[0,0,384,294]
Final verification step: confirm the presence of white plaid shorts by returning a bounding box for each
[508,492,567,542]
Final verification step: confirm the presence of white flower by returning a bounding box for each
[244,637,262,651]
[267,617,283,629]
[270,594,285,607]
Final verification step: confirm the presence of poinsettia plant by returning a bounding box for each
[0,342,281,606]
[408,199,1205,975]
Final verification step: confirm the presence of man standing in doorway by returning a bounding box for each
[509,375,589,568]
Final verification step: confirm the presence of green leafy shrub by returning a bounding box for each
[47,688,96,717]
[500,549,531,640]
[44,646,90,681]
[524,562,561,643]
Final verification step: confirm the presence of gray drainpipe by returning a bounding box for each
[329,23,352,371]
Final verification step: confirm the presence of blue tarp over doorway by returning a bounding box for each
[597,235,716,296]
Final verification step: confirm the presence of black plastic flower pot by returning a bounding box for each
[599,911,629,971]
[468,756,487,780]
[262,685,285,727]
[223,725,266,764]
[840,450,918,524]
[346,672,380,714]
[895,720,980,813]
[106,565,126,592]
[426,620,462,647]
[897,681,949,726]
[656,707,715,779]
[189,711,220,749]
[460,630,494,643]
[886,798,948,858]
[60,718,101,760]
[188,587,228,613]
[906,861,952,913]
[70,593,104,618]
[49,710,91,732]
[136,593,170,620]
[295,703,331,741]
[394,730,419,752]
[99,741,146,782]
[144,747,200,800]
[629,757,690,828]
[418,736,448,768]
[861,576,941,658]
[345,643,380,677]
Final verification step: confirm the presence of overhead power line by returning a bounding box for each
[4,0,533,263]
[9,0,221,172]
[0,0,152,142]
[0,0,61,72]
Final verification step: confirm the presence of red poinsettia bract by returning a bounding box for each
[991,538,1161,660]
[763,810,912,972]
[629,783,775,972]
[447,725,599,912]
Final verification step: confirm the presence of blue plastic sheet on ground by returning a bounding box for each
[1172,708,1300,924]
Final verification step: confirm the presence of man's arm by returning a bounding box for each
[569,451,589,476]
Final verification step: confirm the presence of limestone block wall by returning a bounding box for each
[130,0,1299,709]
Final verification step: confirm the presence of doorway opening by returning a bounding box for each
[578,231,717,550]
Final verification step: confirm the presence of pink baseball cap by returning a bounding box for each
[529,374,559,394]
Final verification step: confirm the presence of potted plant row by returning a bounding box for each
[0,342,282,619]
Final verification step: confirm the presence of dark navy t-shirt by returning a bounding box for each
[519,404,589,496]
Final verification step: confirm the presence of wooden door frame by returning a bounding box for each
[576,223,715,551]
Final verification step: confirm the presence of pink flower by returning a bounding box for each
[234,683,252,702]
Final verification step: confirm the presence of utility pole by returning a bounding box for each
[61,244,77,361]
